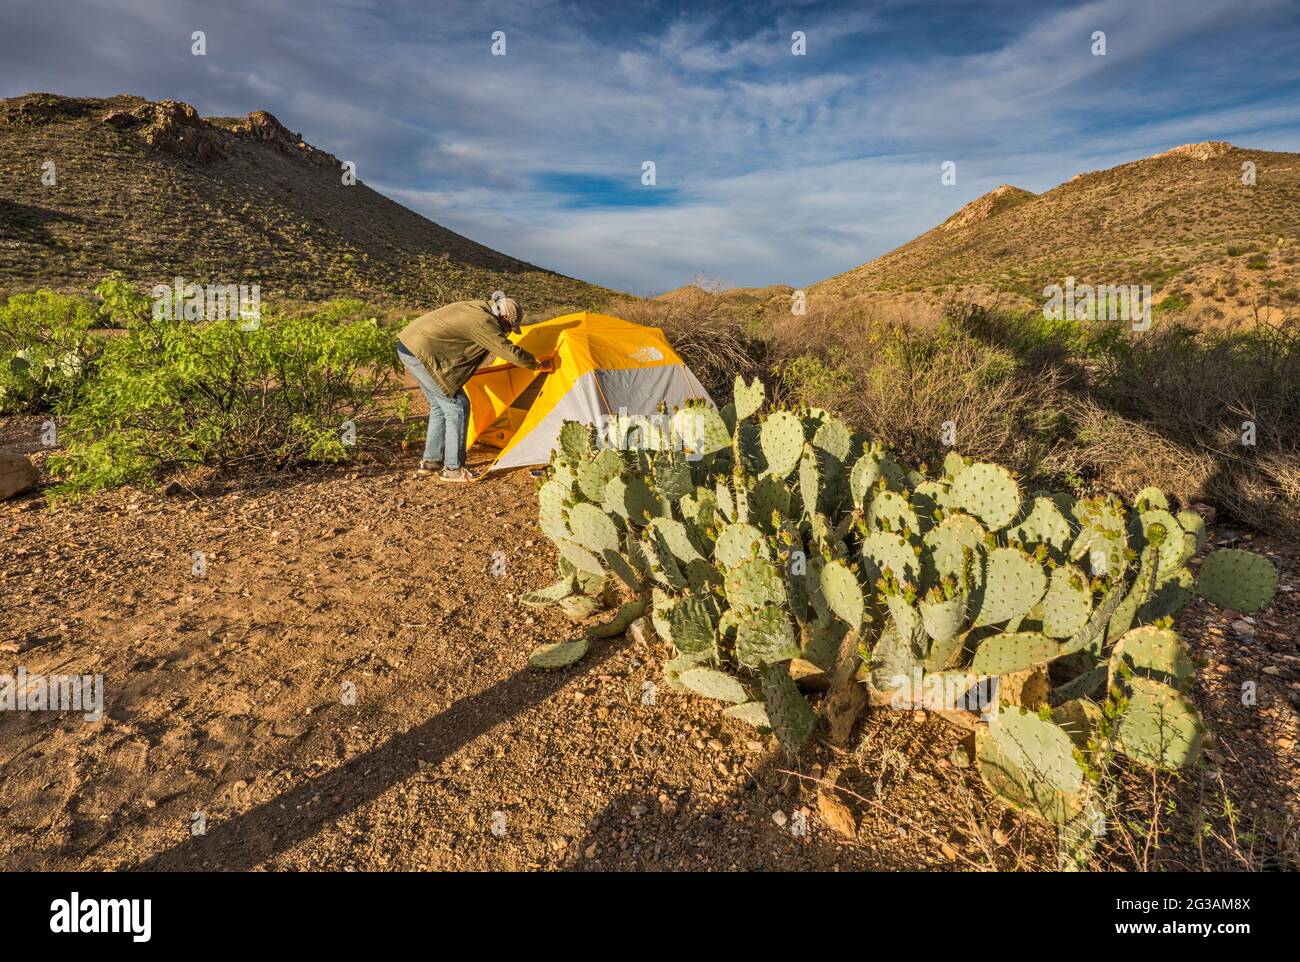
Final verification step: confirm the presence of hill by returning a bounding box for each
[814,142,1300,324]
[0,93,616,309]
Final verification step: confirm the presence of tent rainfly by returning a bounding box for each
[463,311,714,473]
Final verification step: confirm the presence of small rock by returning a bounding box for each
[816,789,856,839]
[0,450,38,500]
[627,617,655,646]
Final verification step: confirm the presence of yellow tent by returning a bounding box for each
[463,311,713,472]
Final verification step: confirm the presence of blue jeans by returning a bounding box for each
[398,342,470,469]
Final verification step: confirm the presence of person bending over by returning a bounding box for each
[396,291,551,482]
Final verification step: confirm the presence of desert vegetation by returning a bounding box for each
[6,277,1295,870]
[619,291,1300,541]
[524,371,1280,869]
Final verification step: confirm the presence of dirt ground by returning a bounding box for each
[1,418,1297,871]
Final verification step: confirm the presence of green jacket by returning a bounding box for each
[397,299,538,397]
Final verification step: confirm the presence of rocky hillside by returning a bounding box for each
[814,142,1300,324]
[0,93,616,308]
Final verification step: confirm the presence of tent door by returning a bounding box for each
[476,372,551,450]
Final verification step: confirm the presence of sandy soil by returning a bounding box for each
[1,422,1296,871]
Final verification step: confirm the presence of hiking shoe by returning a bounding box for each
[439,466,476,483]
[415,459,442,477]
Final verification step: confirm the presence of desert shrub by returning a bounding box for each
[94,273,152,328]
[49,304,401,494]
[1075,320,1300,536]
[0,289,103,414]
[605,291,766,399]
[1156,292,1190,313]
[768,303,1071,475]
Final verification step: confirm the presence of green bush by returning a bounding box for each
[49,302,401,494]
[0,289,100,414]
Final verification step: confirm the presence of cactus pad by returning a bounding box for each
[868,489,919,534]
[950,462,1021,530]
[924,513,987,586]
[869,619,927,694]
[976,706,1087,825]
[860,530,922,585]
[1110,625,1194,691]
[647,516,704,564]
[1051,698,1103,750]
[520,576,577,608]
[713,522,768,568]
[567,502,621,554]
[1041,564,1092,638]
[1133,486,1169,511]
[973,547,1047,627]
[603,475,662,524]
[910,480,949,530]
[1196,548,1277,613]
[556,539,605,577]
[1115,676,1204,770]
[671,404,730,458]
[725,557,788,609]
[849,454,882,508]
[812,415,853,462]
[733,375,765,420]
[678,667,749,703]
[970,631,1059,676]
[818,558,865,626]
[528,637,590,669]
[722,701,771,727]
[559,421,593,464]
[1070,496,1129,577]
[576,448,624,502]
[736,604,801,668]
[1177,509,1206,554]
[759,410,804,479]
[761,662,818,753]
[667,595,718,655]
[919,593,967,646]
[586,598,649,639]
[1136,567,1194,622]
[1007,496,1072,557]
[750,475,793,533]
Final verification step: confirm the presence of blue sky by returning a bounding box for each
[3,0,1299,294]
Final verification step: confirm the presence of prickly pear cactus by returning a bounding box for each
[523,378,1278,801]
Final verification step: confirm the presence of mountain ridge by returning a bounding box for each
[0,92,616,309]
[813,141,1299,324]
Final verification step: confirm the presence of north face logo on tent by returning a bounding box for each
[628,346,663,363]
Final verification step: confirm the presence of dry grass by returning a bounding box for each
[670,290,1300,535]
[765,299,1069,474]
[604,291,766,399]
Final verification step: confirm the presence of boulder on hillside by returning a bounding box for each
[235,109,340,167]
[0,450,39,500]
[100,98,226,162]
